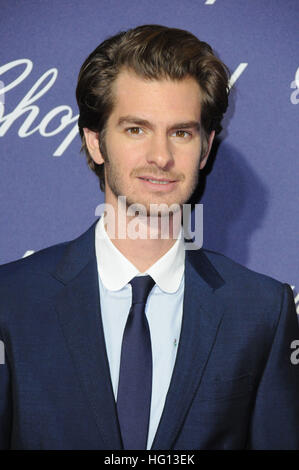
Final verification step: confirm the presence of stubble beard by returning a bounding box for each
[105,158,200,218]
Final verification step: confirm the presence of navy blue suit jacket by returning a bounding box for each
[0,219,298,449]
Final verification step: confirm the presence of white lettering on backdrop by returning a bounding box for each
[0,59,79,156]
[0,59,248,157]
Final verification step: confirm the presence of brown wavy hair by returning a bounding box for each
[76,24,230,191]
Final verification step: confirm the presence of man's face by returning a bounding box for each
[85,68,214,214]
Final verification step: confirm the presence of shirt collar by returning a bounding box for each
[95,215,185,293]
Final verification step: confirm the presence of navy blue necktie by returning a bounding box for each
[117,275,155,450]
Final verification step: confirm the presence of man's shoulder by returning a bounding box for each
[197,248,288,303]
[0,239,75,325]
[0,239,70,283]
[202,248,280,282]
[0,219,98,283]
[0,218,98,304]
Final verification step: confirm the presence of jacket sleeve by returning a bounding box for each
[246,283,299,449]
[0,328,12,449]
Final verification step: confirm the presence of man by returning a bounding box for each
[0,24,298,450]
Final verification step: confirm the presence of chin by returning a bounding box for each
[129,198,183,218]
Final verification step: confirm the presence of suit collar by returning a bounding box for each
[185,248,225,290]
[52,220,226,450]
[53,219,99,285]
[52,218,225,291]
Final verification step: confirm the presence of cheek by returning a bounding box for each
[179,156,200,179]
[109,137,142,162]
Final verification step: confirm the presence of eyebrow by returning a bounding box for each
[116,115,201,131]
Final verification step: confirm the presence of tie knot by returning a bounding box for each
[130,275,155,305]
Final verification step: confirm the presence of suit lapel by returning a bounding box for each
[151,248,225,450]
[52,219,123,450]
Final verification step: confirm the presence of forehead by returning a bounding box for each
[109,68,202,122]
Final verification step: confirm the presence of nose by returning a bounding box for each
[146,132,174,170]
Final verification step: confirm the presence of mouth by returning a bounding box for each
[137,176,178,192]
[138,176,177,184]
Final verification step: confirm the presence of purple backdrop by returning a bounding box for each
[0,0,298,313]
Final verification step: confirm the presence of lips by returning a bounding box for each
[138,176,177,183]
[137,176,179,192]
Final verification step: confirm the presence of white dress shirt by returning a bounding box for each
[95,215,185,449]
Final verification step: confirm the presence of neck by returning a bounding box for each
[102,200,182,272]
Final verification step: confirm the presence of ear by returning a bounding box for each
[83,128,105,165]
[199,130,215,170]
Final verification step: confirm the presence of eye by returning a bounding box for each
[126,127,143,135]
[172,130,192,138]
